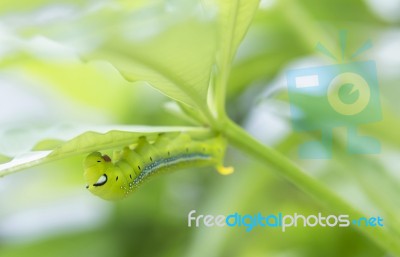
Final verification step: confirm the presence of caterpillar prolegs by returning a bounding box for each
[83,133,233,200]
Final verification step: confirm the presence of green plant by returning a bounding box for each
[0,0,399,256]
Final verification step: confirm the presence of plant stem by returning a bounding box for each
[223,119,400,255]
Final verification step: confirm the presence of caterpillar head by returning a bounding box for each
[83,152,127,200]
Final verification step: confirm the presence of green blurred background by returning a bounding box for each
[0,0,399,256]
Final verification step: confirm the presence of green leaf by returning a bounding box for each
[83,6,217,116]
[0,126,210,177]
[214,0,260,67]
[32,139,65,151]
[3,1,218,121]
[209,0,260,116]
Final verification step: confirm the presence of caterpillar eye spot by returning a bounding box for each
[116,176,119,181]
[129,174,132,179]
[93,174,108,187]
[150,156,153,161]
[138,165,141,170]
[97,160,101,163]
[85,185,89,189]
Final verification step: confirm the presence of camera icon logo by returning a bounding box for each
[287,59,382,159]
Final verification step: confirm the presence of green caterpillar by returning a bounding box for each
[83,133,233,200]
